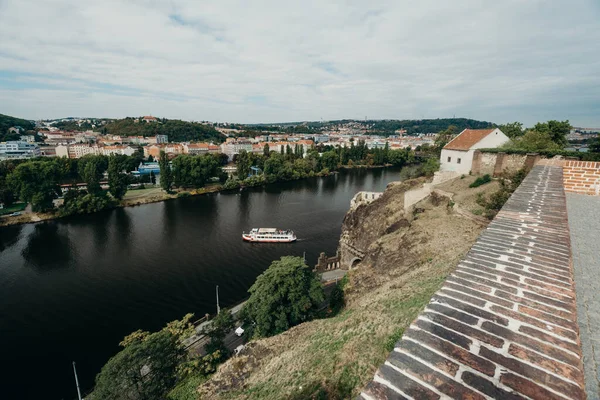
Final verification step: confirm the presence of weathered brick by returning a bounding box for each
[479,346,585,398]
[518,325,580,355]
[489,305,577,341]
[495,290,574,319]
[422,311,504,348]
[394,341,459,376]
[413,319,472,350]
[426,302,479,326]
[386,351,486,400]
[452,270,519,294]
[377,365,439,400]
[404,329,497,377]
[500,372,570,400]
[362,380,410,400]
[442,282,514,309]
[460,371,527,400]
[518,304,578,330]
[508,344,582,382]
[431,294,509,326]
[481,321,581,367]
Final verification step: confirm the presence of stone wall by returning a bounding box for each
[563,160,600,195]
[350,191,383,211]
[471,151,540,176]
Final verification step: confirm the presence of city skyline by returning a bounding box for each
[1,0,599,126]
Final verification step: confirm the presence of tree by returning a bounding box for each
[236,150,252,178]
[241,256,324,337]
[78,155,107,196]
[508,130,562,152]
[434,125,457,152]
[263,143,270,157]
[499,122,525,139]
[91,330,182,400]
[203,309,235,354]
[533,120,571,147]
[320,151,338,171]
[7,160,63,211]
[589,136,600,153]
[159,151,173,191]
[108,155,129,200]
[150,171,156,185]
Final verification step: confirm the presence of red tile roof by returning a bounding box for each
[443,129,495,151]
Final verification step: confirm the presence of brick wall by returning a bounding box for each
[359,165,586,400]
[563,160,600,195]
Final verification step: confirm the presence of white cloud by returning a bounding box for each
[1,0,599,126]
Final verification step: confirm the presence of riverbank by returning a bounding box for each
[0,165,397,228]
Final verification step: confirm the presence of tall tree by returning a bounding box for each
[241,256,324,337]
[78,155,107,196]
[107,155,129,200]
[236,150,252,178]
[263,143,270,157]
[159,151,173,191]
[7,160,63,211]
[499,122,525,139]
[532,120,571,147]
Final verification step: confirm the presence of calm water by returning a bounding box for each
[0,167,402,400]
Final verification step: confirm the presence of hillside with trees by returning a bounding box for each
[98,117,224,143]
[0,113,36,141]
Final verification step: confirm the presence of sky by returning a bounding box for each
[0,0,599,126]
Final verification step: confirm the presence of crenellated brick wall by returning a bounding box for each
[563,160,600,195]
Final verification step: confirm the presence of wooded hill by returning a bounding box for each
[99,117,224,143]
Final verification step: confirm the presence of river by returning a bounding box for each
[0,167,405,399]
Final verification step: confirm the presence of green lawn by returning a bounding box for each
[0,202,27,216]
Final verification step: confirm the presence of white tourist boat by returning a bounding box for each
[242,228,297,243]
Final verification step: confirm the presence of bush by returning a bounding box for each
[222,178,241,190]
[469,174,491,188]
[420,157,440,177]
[475,168,528,219]
[177,191,191,198]
[59,190,116,217]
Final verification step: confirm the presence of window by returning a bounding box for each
[447,156,451,162]
[457,158,461,164]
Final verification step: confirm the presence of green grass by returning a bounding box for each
[469,174,491,188]
[0,202,26,216]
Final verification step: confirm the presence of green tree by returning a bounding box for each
[159,151,173,191]
[499,122,525,139]
[263,143,270,157]
[236,150,252,178]
[532,120,571,147]
[589,136,600,153]
[203,309,235,354]
[91,330,182,400]
[508,130,562,152]
[108,155,129,200]
[434,125,457,152]
[320,151,338,171]
[241,256,324,337]
[7,160,63,211]
[78,155,108,196]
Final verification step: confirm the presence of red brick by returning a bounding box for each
[480,346,584,398]
[508,344,582,383]
[404,328,497,377]
[500,373,570,400]
[489,305,577,341]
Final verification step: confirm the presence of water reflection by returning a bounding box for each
[0,224,23,253]
[114,208,132,250]
[21,223,72,270]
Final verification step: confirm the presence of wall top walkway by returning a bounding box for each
[359,165,585,400]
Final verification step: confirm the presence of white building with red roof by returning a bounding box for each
[440,128,509,174]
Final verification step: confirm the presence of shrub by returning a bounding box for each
[476,168,528,219]
[177,191,191,198]
[469,174,491,188]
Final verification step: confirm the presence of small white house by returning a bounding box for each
[440,128,509,174]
